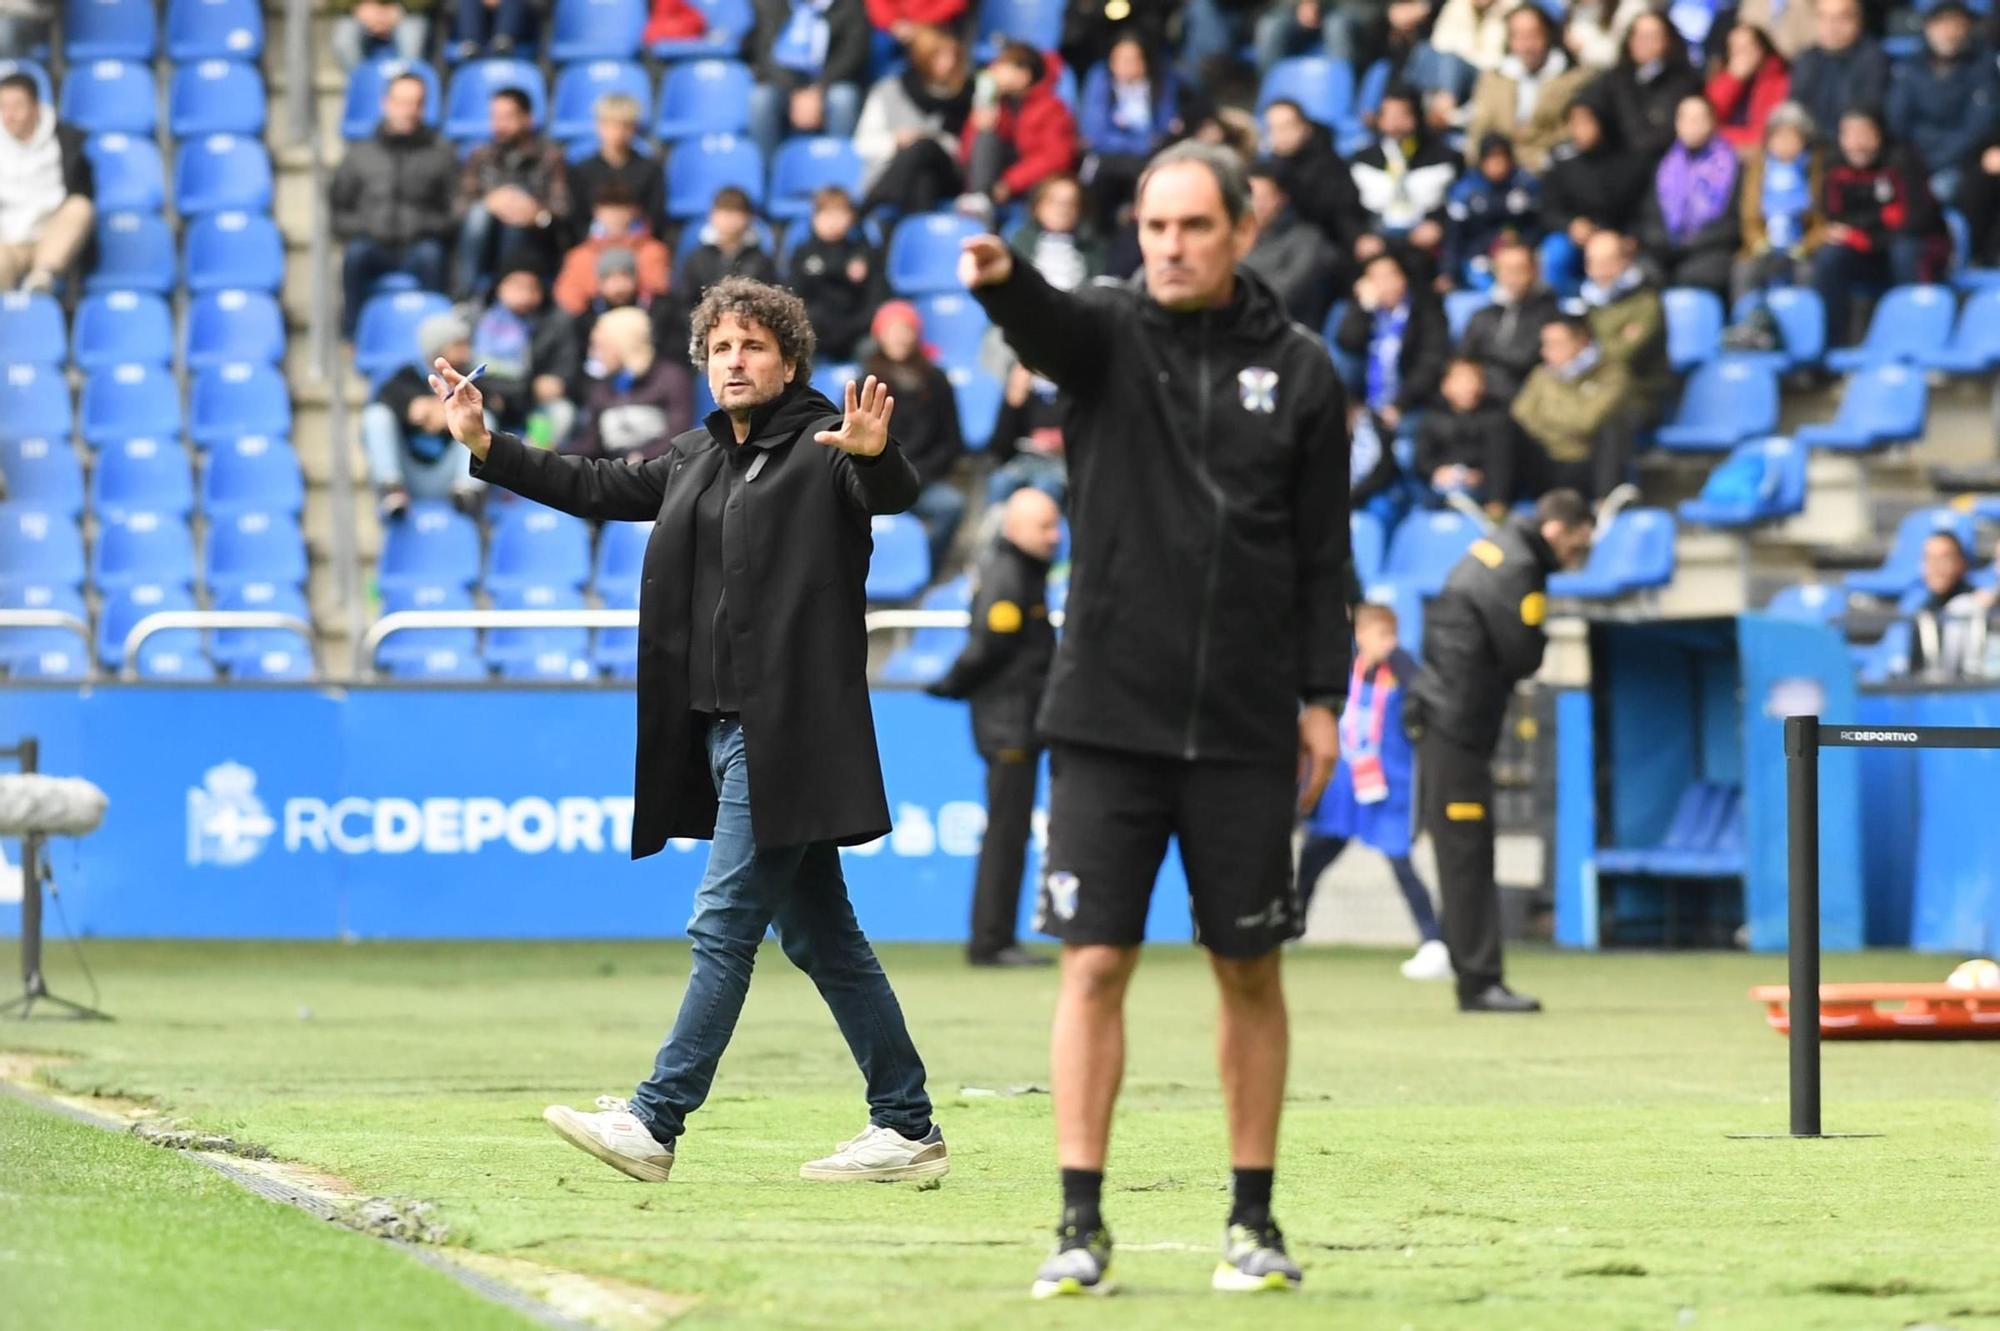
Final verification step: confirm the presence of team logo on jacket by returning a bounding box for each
[1238,367,1279,414]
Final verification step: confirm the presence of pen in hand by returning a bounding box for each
[443,362,487,401]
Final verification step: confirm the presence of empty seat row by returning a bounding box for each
[58,57,266,137]
[0,435,301,522]
[80,132,271,216]
[0,362,291,447]
[88,209,285,295]
[1,289,284,371]
[62,0,264,62]
[0,504,307,595]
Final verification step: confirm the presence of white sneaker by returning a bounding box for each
[799,1123,949,1182]
[542,1095,675,1182]
[1400,939,1453,982]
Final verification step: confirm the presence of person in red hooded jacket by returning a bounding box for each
[962,42,1080,209]
[866,0,967,44]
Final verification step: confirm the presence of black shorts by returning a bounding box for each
[1036,742,1301,958]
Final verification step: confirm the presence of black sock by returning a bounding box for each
[895,1121,932,1142]
[1229,1168,1274,1228]
[1060,1168,1104,1231]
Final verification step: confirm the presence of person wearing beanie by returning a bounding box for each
[363,310,485,516]
[864,300,966,572]
[553,181,672,316]
[1734,100,1824,300]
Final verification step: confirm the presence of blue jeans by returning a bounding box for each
[747,82,861,161]
[452,0,535,50]
[343,237,447,337]
[453,205,541,301]
[361,402,483,499]
[1254,3,1358,69]
[1178,0,1252,81]
[329,13,429,68]
[630,716,933,1144]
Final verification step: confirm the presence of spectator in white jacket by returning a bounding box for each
[855,24,974,214]
[0,74,93,292]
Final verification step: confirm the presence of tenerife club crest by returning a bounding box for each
[1238,367,1278,414]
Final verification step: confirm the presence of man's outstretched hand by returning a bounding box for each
[427,358,492,460]
[814,374,895,458]
[959,235,1013,289]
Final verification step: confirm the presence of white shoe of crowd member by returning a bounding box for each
[799,1123,950,1182]
[1399,939,1453,982]
[543,1095,675,1182]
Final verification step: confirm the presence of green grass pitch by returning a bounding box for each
[2,939,1996,1330]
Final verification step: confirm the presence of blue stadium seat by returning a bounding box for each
[380,502,483,594]
[1443,289,1488,342]
[374,583,480,670]
[1855,620,1913,685]
[664,133,764,217]
[767,136,863,220]
[811,360,859,400]
[1548,508,1677,599]
[184,211,286,293]
[916,293,990,368]
[185,289,285,369]
[1662,286,1724,372]
[485,584,591,675]
[0,503,84,593]
[1352,510,1386,588]
[93,436,195,521]
[354,289,452,380]
[82,363,182,447]
[0,585,90,679]
[89,211,176,294]
[0,437,84,520]
[1919,284,2000,374]
[165,0,263,60]
[1594,781,1744,878]
[878,575,970,684]
[548,59,652,146]
[1762,581,1846,622]
[203,435,303,517]
[592,579,640,679]
[866,513,930,602]
[1675,436,1806,529]
[73,289,174,369]
[340,57,441,140]
[175,135,273,216]
[887,211,981,295]
[206,509,306,591]
[487,506,592,593]
[1729,285,1825,372]
[1793,364,1928,451]
[548,0,645,61]
[63,0,156,60]
[1256,56,1355,128]
[96,581,202,671]
[59,58,156,135]
[83,134,166,212]
[1382,509,1481,596]
[947,365,1001,451]
[650,0,753,58]
[0,365,71,443]
[1824,283,1954,371]
[444,59,546,142]
[593,518,652,598]
[1843,508,1977,598]
[0,58,53,103]
[1653,358,1779,452]
[976,0,1064,51]
[655,60,753,140]
[209,580,310,666]
[168,59,267,138]
[0,292,65,369]
[226,637,315,680]
[94,509,196,590]
[190,363,292,447]
[674,212,773,261]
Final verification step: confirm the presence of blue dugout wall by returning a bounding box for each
[0,688,1192,942]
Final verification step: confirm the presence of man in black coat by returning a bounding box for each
[963,141,1350,1297]
[1407,490,1593,1014]
[927,487,1063,969]
[427,277,948,1187]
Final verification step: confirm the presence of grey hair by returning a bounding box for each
[1135,140,1251,225]
[1763,99,1816,141]
[687,276,817,376]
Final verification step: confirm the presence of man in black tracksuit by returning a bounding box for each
[927,488,1064,968]
[1408,489,1594,1014]
[964,142,1350,1298]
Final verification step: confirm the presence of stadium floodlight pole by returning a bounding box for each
[1784,714,1821,1137]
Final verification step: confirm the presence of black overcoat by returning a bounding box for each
[470,381,921,856]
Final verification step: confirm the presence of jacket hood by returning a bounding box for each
[1505,514,1563,573]
[698,377,840,451]
[14,102,56,152]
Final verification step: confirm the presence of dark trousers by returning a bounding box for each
[1810,239,1926,349]
[1489,417,1635,505]
[452,0,535,48]
[1082,151,1146,231]
[969,747,1039,959]
[1960,167,2000,266]
[342,238,448,338]
[1294,834,1441,941]
[862,138,963,217]
[1417,729,1503,999]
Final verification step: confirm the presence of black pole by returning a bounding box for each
[1784,715,1821,1137]
[17,739,42,1011]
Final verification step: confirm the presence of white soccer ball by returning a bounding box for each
[1945,959,2000,991]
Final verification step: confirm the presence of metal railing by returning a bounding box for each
[122,611,318,678]
[0,611,93,674]
[357,609,640,678]
[862,609,1065,636]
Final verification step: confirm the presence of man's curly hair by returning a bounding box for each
[687,276,817,378]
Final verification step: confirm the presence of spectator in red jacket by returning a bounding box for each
[961,42,1079,212]
[1707,23,1791,150]
[551,181,671,316]
[642,0,705,45]
[866,0,966,44]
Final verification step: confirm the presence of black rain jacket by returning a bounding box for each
[927,538,1056,758]
[1411,515,1559,752]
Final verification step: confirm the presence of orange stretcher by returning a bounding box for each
[1751,984,2000,1039]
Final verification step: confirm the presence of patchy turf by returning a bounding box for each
[3,940,1997,1330]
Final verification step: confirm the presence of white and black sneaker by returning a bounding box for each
[542,1095,675,1182]
[1031,1223,1116,1299]
[799,1123,949,1182]
[1213,1220,1303,1292]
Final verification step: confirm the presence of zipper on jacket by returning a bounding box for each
[1182,313,1227,762]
